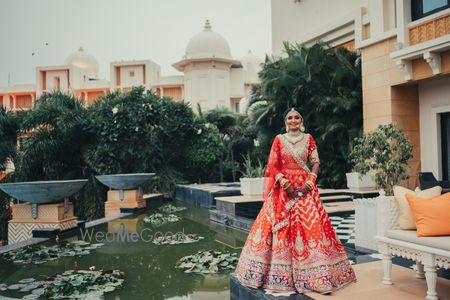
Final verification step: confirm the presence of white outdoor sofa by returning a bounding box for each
[375,190,450,300]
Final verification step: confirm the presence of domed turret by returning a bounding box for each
[240,50,262,84]
[184,20,232,60]
[65,47,99,78]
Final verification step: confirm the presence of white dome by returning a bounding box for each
[185,20,232,60]
[240,50,262,84]
[65,47,99,78]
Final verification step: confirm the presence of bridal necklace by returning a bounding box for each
[285,132,305,145]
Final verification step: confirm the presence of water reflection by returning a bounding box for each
[108,215,145,233]
[0,201,246,300]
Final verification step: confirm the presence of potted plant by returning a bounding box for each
[348,123,413,252]
[345,171,376,189]
[239,153,265,197]
[349,123,413,196]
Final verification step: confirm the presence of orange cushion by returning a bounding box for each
[405,192,450,237]
[393,185,442,229]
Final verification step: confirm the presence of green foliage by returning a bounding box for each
[0,191,10,243]
[0,108,19,171]
[175,250,238,274]
[241,153,265,178]
[248,43,363,188]
[3,240,103,264]
[86,87,197,193]
[158,204,187,214]
[152,233,204,245]
[182,123,223,183]
[0,269,124,299]
[10,92,104,223]
[15,92,94,181]
[349,123,413,195]
[42,269,124,299]
[202,108,256,182]
[143,212,181,226]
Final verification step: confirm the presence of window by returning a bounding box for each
[129,71,135,77]
[411,0,450,21]
[235,101,240,113]
[441,112,450,180]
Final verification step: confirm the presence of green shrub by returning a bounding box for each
[349,123,413,195]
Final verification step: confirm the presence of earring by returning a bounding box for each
[300,125,305,132]
[285,127,289,133]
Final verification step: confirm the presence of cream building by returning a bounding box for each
[0,20,261,114]
[272,0,450,186]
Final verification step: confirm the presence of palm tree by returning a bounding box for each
[16,91,94,181]
[248,43,363,188]
[204,108,255,181]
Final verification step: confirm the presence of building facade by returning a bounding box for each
[272,0,450,186]
[0,20,261,114]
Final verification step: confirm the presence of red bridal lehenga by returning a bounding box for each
[235,133,356,294]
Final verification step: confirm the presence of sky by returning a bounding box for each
[0,0,272,87]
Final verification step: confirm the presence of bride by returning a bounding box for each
[235,108,356,294]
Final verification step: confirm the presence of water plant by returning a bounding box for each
[0,269,124,299]
[143,213,181,226]
[3,240,103,264]
[153,233,204,245]
[175,250,238,274]
[157,204,187,214]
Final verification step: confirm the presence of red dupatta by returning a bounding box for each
[262,134,319,233]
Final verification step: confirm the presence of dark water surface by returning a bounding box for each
[0,201,248,300]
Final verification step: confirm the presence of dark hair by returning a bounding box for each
[283,107,303,120]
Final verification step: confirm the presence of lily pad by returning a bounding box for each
[152,233,204,245]
[36,269,124,299]
[175,250,238,274]
[7,283,24,290]
[19,278,35,284]
[143,213,181,226]
[23,294,40,300]
[158,204,187,214]
[3,240,104,265]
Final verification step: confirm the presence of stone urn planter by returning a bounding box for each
[345,172,376,189]
[0,179,88,244]
[239,177,264,197]
[95,173,155,217]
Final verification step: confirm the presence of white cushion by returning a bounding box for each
[386,229,450,251]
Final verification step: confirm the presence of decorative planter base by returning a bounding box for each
[104,189,146,217]
[354,197,378,253]
[8,202,78,244]
[239,177,264,197]
[346,172,376,189]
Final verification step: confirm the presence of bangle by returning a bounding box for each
[310,173,317,178]
[282,183,291,190]
[305,180,314,190]
[280,178,289,188]
[275,173,284,182]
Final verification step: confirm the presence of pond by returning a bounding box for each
[0,201,248,299]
